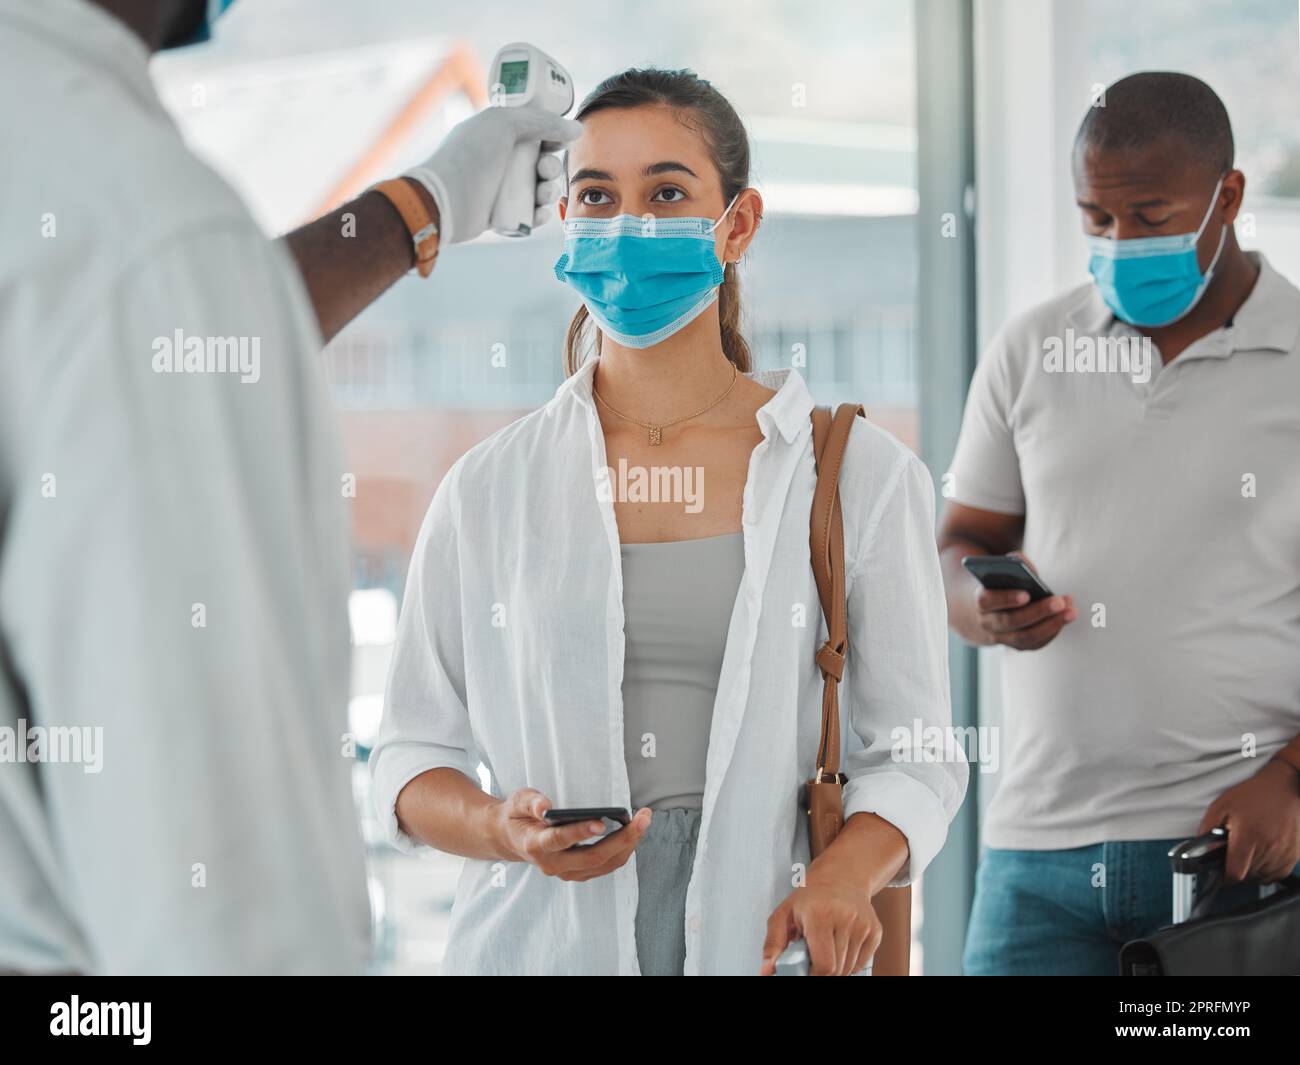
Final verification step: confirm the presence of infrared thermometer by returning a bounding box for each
[487,42,575,237]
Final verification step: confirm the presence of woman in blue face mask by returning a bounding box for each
[370,68,966,977]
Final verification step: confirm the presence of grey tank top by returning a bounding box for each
[619,532,746,810]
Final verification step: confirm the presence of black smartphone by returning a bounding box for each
[542,807,630,828]
[961,555,1054,602]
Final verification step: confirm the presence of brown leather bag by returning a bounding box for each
[807,404,912,977]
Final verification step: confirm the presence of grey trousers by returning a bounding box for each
[633,807,702,976]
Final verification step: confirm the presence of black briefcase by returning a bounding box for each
[1120,827,1300,976]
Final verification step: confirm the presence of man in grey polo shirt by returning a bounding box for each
[940,72,1300,975]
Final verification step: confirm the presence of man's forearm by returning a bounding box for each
[280,179,439,344]
[1272,734,1300,789]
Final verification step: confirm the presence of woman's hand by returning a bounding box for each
[761,812,909,975]
[761,879,880,976]
[489,788,652,882]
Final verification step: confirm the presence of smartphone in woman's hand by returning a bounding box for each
[543,807,630,833]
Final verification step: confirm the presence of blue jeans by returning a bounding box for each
[963,841,1280,976]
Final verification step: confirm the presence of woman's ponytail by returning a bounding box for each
[717,262,751,373]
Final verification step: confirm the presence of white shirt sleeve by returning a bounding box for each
[0,219,370,973]
[946,329,1027,514]
[369,461,479,853]
[840,451,969,887]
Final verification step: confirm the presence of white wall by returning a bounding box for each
[1243,197,1300,285]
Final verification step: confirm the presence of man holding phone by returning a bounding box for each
[939,73,1300,975]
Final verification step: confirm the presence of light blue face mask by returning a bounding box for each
[553,193,739,349]
[1085,175,1227,328]
[163,0,239,49]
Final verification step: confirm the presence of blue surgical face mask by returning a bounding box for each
[1085,175,1227,328]
[553,193,740,349]
[163,0,239,50]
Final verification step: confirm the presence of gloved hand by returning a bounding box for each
[405,106,583,245]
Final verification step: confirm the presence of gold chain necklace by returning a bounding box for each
[592,364,739,446]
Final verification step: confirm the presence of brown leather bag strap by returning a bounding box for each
[809,403,864,778]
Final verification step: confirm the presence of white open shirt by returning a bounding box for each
[371,361,968,975]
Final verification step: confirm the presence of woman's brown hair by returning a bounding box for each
[562,68,754,377]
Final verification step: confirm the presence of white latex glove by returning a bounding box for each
[405,106,583,245]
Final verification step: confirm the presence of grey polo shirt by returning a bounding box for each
[948,253,1300,849]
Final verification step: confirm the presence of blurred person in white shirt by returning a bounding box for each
[0,0,579,974]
